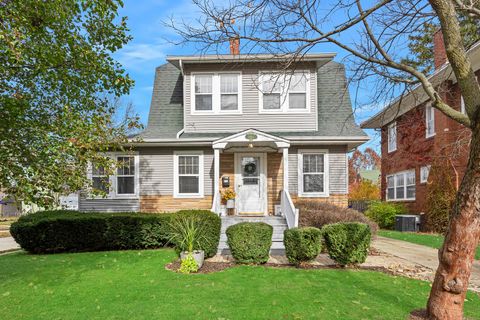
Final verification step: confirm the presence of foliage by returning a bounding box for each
[402,16,480,75]
[179,253,199,274]
[425,164,457,234]
[284,227,322,265]
[349,180,381,201]
[167,216,209,253]
[10,209,220,256]
[297,200,378,235]
[174,210,221,258]
[0,0,142,208]
[348,148,381,186]
[221,188,236,201]
[322,223,372,267]
[226,222,273,264]
[365,201,407,230]
[378,230,480,260]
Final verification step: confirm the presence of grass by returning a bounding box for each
[0,250,479,319]
[378,230,480,260]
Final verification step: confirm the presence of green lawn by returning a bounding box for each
[0,250,479,320]
[378,230,480,260]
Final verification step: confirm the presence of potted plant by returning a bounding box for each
[221,188,236,209]
[167,216,209,270]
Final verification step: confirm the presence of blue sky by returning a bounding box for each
[115,0,381,150]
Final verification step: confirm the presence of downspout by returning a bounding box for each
[177,58,185,140]
[176,128,184,139]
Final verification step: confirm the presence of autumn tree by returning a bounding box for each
[348,148,381,186]
[168,0,480,318]
[0,0,141,207]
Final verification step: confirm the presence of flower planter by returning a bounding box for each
[226,199,235,209]
[180,250,205,268]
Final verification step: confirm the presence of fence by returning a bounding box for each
[348,200,372,213]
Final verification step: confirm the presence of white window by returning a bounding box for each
[387,122,397,153]
[259,71,310,112]
[420,165,431,183]
[386,170,415,201]
[191,73,241,113]
[89,153,139,198]
[425,104,435,138]
[194,74,213,111]
[174,151,204,198]
[298,150,329,197]
[92,165,109,193]
[116,156,136,195]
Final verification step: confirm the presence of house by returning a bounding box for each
[361,32,478,214]
[79,41,368,229]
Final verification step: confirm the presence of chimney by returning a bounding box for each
[433,29,447,69]
[229,37,240,55]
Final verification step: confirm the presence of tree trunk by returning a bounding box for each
[426,123,480,319]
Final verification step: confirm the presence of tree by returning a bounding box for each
[167,1,480,318]
[0,0,141,208]
[348,148,381,186]
[349,180,381,201]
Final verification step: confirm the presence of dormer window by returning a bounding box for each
[191,72,242,114]
[259,71,310,112]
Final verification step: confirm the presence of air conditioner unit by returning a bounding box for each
[395,215,420,232]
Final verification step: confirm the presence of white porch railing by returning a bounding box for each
[211,191,221,215]
[281,189,298,228]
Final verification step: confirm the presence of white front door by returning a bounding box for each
[235,153,266,215]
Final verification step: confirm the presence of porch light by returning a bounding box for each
[248,143,253,148]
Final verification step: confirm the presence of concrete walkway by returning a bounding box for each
[373,236,480,290]
[0,237,20,253]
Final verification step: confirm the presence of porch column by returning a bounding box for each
[214,148,220,197]
[282,147,289,193]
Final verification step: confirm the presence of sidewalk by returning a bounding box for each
[0,237,20,253]
[372,236,480,291]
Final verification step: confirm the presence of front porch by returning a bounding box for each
[210,129,298,229]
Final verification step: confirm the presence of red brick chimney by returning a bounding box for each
[433,29,447,69]
[229,37,240,55]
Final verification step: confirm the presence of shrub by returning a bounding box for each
[226,222,273,264]
[11,209,221,256]
[179,254,199,274]
[297,200,378,235]
[284,227,322,265]
[322,222,371,266]
[364,201,406,229]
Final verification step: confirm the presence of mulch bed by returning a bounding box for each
[166,259,234,274]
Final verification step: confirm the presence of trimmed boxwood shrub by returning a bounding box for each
[284,227,322,265]
[321,222,371,266]
[226,222,273,264]
[11,209,221,257]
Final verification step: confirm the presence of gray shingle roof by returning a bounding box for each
[139,60,367,141]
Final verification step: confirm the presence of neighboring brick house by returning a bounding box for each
[361,33,479,214]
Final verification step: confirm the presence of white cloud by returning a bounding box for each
[116,42,170,72]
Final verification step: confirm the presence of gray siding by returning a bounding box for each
[183,62,317,133]
[288,145,348,195]
[78,198,140,212]
[138,147,214,196]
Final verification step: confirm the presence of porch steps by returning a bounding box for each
[217,216,288,255]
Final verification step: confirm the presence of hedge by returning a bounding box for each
[11,210,220,257]
[226,222,273,264]
[284,227,322,265]
[321,222,371,266]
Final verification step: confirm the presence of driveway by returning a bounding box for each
[0,237,20,253]
[373,236,480,291]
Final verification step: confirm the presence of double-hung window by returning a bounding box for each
[298,150,328,197]
[387,122,397,153]
[425,104,435,138]
[220,74,239,111]
[192,73,241,113]
[174,151,204,198]
[92,165,109,194]
[116,156,135,195]
[386,170,415,201]
[260,71,310,112]
[194,74,213,111]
